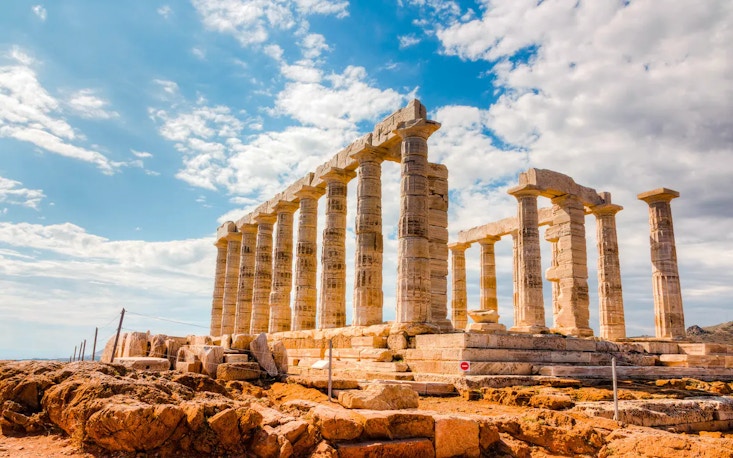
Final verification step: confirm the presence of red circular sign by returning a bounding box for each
[460,361,470,371]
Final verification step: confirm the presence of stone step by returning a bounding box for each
[404,348,656,366]
[414,332,600,352]
[408,360,533,376]
[359,380,457,396]
[537,365,733,381]
[659,354,732,368]
[677,343,733,355]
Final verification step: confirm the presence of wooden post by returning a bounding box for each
[110,308,126,363]
[81,339,87,361]
[73,345,77,361]
[92,328,98,362]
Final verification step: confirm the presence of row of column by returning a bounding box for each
[210,119,446,336]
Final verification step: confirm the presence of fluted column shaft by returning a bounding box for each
[393,119,441,334]
[234,224,257,334]
[353,150,384,326]
[428,163,452,330]
[319,169,355,329]
[508,186,548,333]
[549,194,593,337]
[269,201,298,333]
[209,240,228,336]
[638,188,685,339]
[250,214,276,334]
[220,232,242,336]
[592,202,626,340]
[479,237,500,314]
[292,187,324,331]
[449,242,470,330]
[544,225,560,326]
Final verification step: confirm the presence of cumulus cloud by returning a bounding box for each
[32,5,47,21]
[398,34,421,49]
[0,177,45,210]
[66,89,119,119]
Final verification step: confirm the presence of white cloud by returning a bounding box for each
[0,177,45,210]
[32,5,47,21]
[192,47,206,59]
[66,89,119,119]
[300,33,329,59]
[154,78,179,96]
[157,5,172,19]
[131,149,153,159]
[398,34,421,49]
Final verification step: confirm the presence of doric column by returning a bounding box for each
[638,188,685,339]
[353,149,384,327]
[209,239,228,336]
[393,119,441,335]
[319,168,355,329]
[292,186,325,331]
[591,197,626,340]
[220,231,242,336]
[268,201,298,333]
[250,213,276,334]
[508,185,548,333]
[544,225,560,328]
[548,194,593,337]
[479,237,500,313]
[234,224,257,334]
[511,230,518,316]
[449,242,471,330]
[428,163,452,330]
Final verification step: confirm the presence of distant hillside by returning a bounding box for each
[686,321,733,344]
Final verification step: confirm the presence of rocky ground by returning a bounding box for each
[1,360,732,457]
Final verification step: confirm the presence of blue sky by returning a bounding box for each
[1,0,731,359]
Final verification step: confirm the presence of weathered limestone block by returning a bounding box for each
[434,415,480,458]
[147,334,167,358]
[122,332,149,358]
[352,336,388,348]
[114,357,170,372]
[231,334,255,350]
[338,384,419,410]
[336,439,435,458]
[216,362,262,381]
[269,340,288,374]
[175,345,223,377]
[250,332,279,376]
[309,405,363,441]
[224,353,249,363]
[187,335,213,346]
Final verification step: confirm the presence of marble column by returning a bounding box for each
[428,163,452,330]
[292,186,325,331]
[209,239,228,336]
[638,188,685,339]
[234,224,257,335]
[268,201,298,333]
[250,213,276,334]
[353,149,384,327]
[319,168,355,329]
[220,231,242,336]
[549,194,593,337]
[508,185,548,333]
[591,197,626,340]
[448,242,471,330]
[393,119,441,335]
[544,224,561,328]
[467,236,507,332]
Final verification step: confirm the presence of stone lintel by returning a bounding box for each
[507,183,542,197]
[239,223,258,234]
[519,168,604,206]
[235,213,253,228]
[456,207,554,244]
[252,212,277,225]
[272,200,299,214]
[372,99,427,148]
[637,187,680,203]
[294,185,325,201]
[352,146,385,163]
[224,231,242,243]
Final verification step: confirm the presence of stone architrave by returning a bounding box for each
[319,168,356,329]
[448,242,471,330]
[393,119,441,335]
[250,213,277,334]
[268,201,299,333]
[292,186,325,331]
[353,148,384,327]
[234,224,258,334]
[220,231,243,336]
[591,197,626,340]
[548,194,593,337]
[209,239,228,336]
[638,188,685,339]
[428,163,452,330]
[508,185,548,333]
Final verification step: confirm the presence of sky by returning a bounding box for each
[1,0,731,359]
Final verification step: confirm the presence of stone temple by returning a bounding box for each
[187,99,728,382]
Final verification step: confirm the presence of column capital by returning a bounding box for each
[214,238,228,248]
[638,187,680,204]
[590,203,623,216]
[478,235,501,246]
[295,185,325,201]
[272,200,299,214]
[394,119,441,140]
[238,223,258,234]
[253,212,277,225]
[508,184,542,198]
[352,146,386,164]
[448,241,472,252]
[224,231,242,243]
[321,167,356,184]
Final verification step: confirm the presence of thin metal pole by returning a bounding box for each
[328,339,333,402]
[110,308,126,363]
[73,345,77,362]
[612,357,619,421]
[92,328,98,362]
[81,339,87,362]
